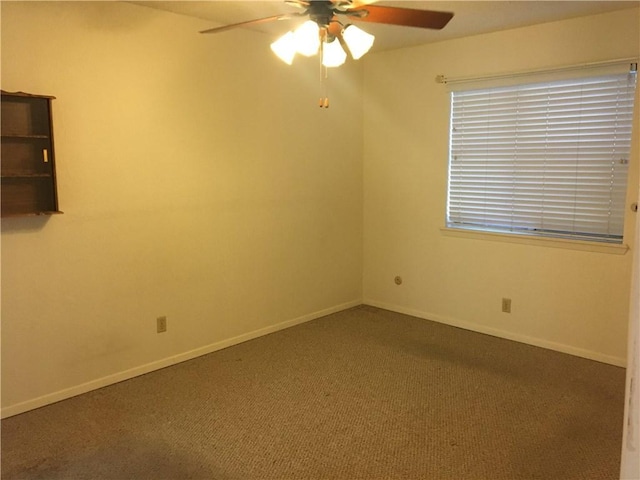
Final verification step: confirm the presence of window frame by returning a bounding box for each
[445,67,638,247]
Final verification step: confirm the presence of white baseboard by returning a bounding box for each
[1,300,362,419]
[363,299,626,367]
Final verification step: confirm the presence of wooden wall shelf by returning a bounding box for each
[1,91,62,217]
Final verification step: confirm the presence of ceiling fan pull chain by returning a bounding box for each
[319,41,324,107]
[318,42,329,109]
[323,67,330,108]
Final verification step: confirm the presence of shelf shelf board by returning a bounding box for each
[1,90,56,100]
[1,134,50,139]
[1,173,52,179]
[1,210,63,218]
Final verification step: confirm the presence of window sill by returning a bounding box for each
[440,227,629,255]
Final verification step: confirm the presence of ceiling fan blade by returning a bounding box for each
[284,0,309,9]
[200,14,298,34]
[342,0,377,8]
[348,5,453,30]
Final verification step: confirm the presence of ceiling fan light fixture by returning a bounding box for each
[293,20,320,57]
[322,38,347,68]
[270,31,297,65]
[342,24,375,60]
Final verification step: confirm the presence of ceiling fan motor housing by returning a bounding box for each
[308,1,337,28]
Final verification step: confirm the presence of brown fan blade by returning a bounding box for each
[200,14,297,34]
[348,5,453,30]
[284,0,309,9]
[341,0,377,8]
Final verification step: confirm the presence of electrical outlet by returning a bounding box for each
[157,316,167,333]
[502,298,512,313]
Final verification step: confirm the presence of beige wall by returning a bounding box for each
[363,8,640,366]
[2,2,639,418]
[0,2,364,416]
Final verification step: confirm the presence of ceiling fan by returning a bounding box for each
[200,1,454,107]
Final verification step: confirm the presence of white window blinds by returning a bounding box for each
[447,69,637,243]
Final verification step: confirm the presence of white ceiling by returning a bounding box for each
[132,1,639,52]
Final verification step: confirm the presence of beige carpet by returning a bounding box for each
[1,306,626,479]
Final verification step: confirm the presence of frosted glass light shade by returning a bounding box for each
[322,39,346,68]
[343,24,374,60]
[293,20,320,57]
[270,31,297,65]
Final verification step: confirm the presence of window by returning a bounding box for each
[447,68,637,244]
